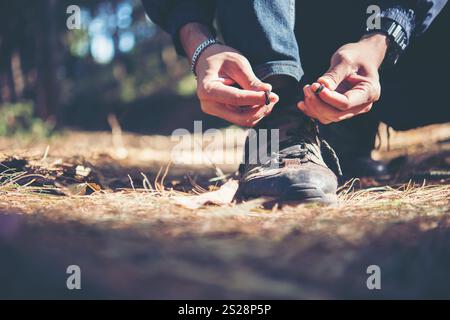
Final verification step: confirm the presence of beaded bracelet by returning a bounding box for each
[191,38,222,77]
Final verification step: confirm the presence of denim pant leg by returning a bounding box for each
[216,0,302,83]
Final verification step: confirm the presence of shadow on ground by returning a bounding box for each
[1,212,450,299]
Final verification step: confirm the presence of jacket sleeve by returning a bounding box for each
[377,0,447,43]
[141,0,216,56]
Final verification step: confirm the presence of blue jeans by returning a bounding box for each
[216,0,449,134]
[217,1,367,88]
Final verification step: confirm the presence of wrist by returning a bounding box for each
[179,22,213,60]
[190,38,222,76]
[359,33,389,67]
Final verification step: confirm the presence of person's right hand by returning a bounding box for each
[194,44,279,127]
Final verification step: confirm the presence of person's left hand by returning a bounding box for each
[298,33,388,124]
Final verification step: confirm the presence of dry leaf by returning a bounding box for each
[173,180,239,209]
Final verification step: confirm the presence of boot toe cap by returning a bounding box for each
[237,163,338,204]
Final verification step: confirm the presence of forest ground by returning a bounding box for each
[0,123,449,299]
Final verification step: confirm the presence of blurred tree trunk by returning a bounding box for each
[6,54,17,102]
[35,0,59,121]
[0,32,16,103]
[11,51,25,99]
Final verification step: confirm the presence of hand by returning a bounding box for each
[298,33,388,124]
[180,23,279,127]
[195,44,279,126]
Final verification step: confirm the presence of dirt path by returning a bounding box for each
[0,124,449,299]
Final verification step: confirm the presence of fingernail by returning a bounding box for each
[271,92,279,103]
[304,86,311,97]
[318,78,332,89]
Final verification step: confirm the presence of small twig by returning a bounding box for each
[41,145,50,161]
[154,167,163,193]
[140,172,154,193]
[128,174,136,191]
[160,161,172,192]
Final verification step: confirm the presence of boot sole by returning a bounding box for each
[284,183,337,205]
[236,183,337,205]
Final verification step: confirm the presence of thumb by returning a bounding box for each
[239,70,272,92]
[229,59,272,92]
[318,62,354,91]
[249,78,272,92]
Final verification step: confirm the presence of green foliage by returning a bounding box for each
[176,74,197,97]
[0,103,55,138]
[66,29,90,58]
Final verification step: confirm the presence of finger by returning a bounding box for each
[317,62,354,91]
[344,84,376,107]
[304,85,354,123]
[216,77,237,86]
[226,58,272,92]
[329,103,373,122]
[216,76,271,92]
[311,82,352,110]
[298,86,329,123]
[202,101,274,127]
[202,81,278,107]
[298,101,320,121]
[311,78,379,111]
[303,85,335,124]
[303,85,373,123]
[344,73,381,103]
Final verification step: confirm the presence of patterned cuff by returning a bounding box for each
[380,7,416,44]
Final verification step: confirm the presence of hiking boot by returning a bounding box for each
[235,105,341,204]
[320,114,388,178]
[340,156,388,178]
